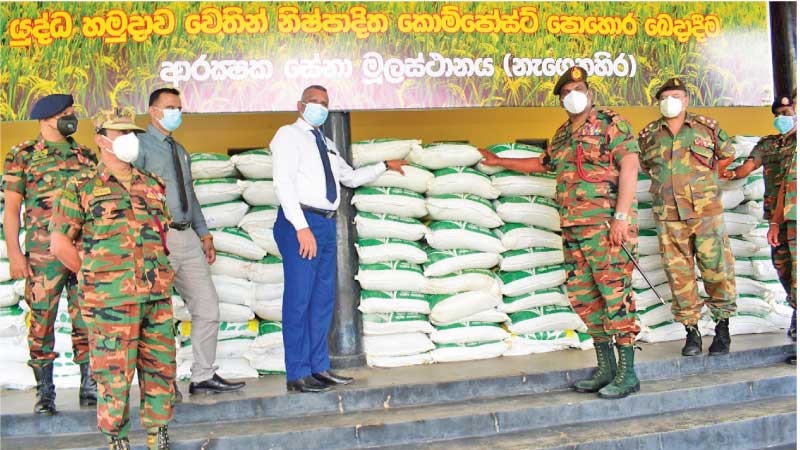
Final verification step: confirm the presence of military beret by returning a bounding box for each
[771,95,795,114]
[553,66,589,96]
[30,94,74,120]
[655,78,686,99]
[93,107,145,133]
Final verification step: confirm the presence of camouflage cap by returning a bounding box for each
[771,94,795,114]
[553,66,589,96]
[93,107,145,133]
[655,78,686,99]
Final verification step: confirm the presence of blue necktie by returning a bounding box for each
[311,128,337,203]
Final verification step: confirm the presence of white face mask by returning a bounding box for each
[562,90,589,115]
[102,133,139,163]
[659,96,684,118]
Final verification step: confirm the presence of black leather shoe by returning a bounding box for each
[313,371,353,386]
[787,354,797,365]
[189,374,246,394]
[682,325,703,356]
[286,376,331,393]
[173,381,182,403]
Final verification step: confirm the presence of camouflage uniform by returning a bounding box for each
[781,151,797,305]
[1,137,96,367]
[50,162,175,440]
[638,113,737,326]
[749,133,797,308]
[543,108,641,345]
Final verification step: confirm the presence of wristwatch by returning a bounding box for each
[614,212,628,222]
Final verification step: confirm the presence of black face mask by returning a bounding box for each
[56,114,78,137]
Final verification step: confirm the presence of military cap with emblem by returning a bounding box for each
[771,95,795,114]
[655,77,686,100]
[553,66,589,96]
[93,107,145,133]
[30,94,74,120]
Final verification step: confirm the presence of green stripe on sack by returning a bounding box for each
[429,268,496,280]
[360,290,427,301]
[191,153,230,162]
[499,265,565,283]
[355,187,425,200]
[510,305,574,323]
[201,200,248,209]
[493,170,555,180]
[356,211,424,225]
[516,330,572,341]
[358,238,423,249]
[429,194,493,209]
[502,287,563,304]
[215,227,254,241]
[193,177,239,186]
[362,312,429,323]
[497,195,558,209]
[433,167,489,179]
[359,261,423,274]
[258,320,282,335]
[501,248,560,257]
[435,340,504,348]
[435,321,502,330]
[428,221,496,238]
[485,143,542,154]
[425,248,482,264]
[238,148,271,156]
[0,305,24,317]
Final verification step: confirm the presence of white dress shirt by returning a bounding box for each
[271,117,386,230]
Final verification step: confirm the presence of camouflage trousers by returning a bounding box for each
[772,222,795,309]
[88,299,175,439]
[25,253,90,367]
[562,224,640,346]
[787,221,797,309]
[656,215,737,326]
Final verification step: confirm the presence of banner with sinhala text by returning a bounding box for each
[0,1,772,119]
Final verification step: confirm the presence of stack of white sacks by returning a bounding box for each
[176,151,285,380]
[352,140,590,368]
[0,193,34,389]
[635,135,793,343]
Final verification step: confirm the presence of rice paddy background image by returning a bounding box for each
[0,1,773,119]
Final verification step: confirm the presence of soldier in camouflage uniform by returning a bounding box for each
[480,66,641,399]
[50,109,175,450]
[1,94,97,414]
[725,94,796,338]
[637,78,737,357]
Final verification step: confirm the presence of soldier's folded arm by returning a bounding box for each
[48,181,84,273]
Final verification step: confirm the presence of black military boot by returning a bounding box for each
[146,426,170,450]
[708,319,731,356]
[788,310,797,342]
[682,325,702,356]
[108,436,131,450]
[32,362,57,415]
[79,362,97,407]
[173,381,182,404]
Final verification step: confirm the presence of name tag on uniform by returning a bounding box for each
[93,187,112,197]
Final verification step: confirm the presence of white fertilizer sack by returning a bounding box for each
[193,178,244,205]
[499,247,565,272]
[201,201,249,230]
[495,196,561,231]
[476,143,543,175]
[211,252,252,280]
[240,180,279,206]
[358,290,430,314]
[362,313,434,335]
[430,322,509,345]
[356,238,428,265]
[497,224,563,250]
[230,149,273,179]
[423,248,500,277]
[355,212,428,241]
[352,139,420,168]
[500,265,567,297]
[364,164,433,193]
[237,206,279,230]
[428,290,502,324]
[491,171,556,198]
[211,227,267,261]
[425,221,506,254]
[240,224,281,256]
[428,167,500,199]
[212,275,254,307]
[364,333,435,357]
[508,306,587,334]
[367,352,433,368]
[355,261,427,292]
[407,143,482,170]
[248,256,284,284]
[498,287,570,314]
[190,153,238,179]
[426,194,503,228]
[723,212,759,236]
[504,330,580,356]
[426,269,501,295]
[431,341,507,363]
[352,187,428,218]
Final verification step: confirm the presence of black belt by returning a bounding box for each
[300,204,337,219]
[171,222,192,231]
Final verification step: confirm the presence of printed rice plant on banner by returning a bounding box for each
[0,1,772,119]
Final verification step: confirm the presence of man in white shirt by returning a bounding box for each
[271,85,406,393]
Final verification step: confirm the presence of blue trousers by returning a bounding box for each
[273,208,337,382]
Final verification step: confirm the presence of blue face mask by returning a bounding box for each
[302,102,328,127]
[774,115,796,134]
[159,108,182,132]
